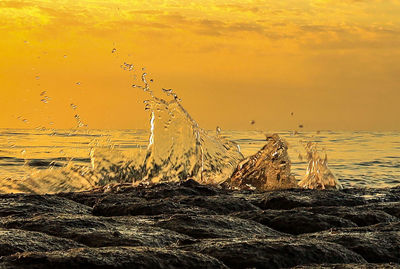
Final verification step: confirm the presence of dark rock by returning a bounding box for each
[172,195,259,214]
[250,189,366,210]
[304,231,400,263]
[0,228,84,257]
[0,215,191,248]
[0,194,91,218]
[339,221,400,233]
[93,196,211,216]
[303,206,398,227]
[360,202,400,219]
[155,214,283,239]
[234,209,357,235]
[290,263,400,268]
[181,238,366,269]
[0,247,228,269]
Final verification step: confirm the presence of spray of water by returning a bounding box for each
[298,142,342,190]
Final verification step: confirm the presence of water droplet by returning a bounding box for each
[35,76,40,80]
[40,91,47,96]
[76,82,81,85]
[250,120,256,125]
[70,103,77,110]
[112,48,117,53]
[63,55,67,58]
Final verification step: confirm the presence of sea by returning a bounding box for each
[0,128,399,192]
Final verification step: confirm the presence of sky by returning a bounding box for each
[0,0,400,131]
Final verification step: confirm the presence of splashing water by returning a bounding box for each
[298,142,342,190]
[0,69,243,193]
[140,92,243,185]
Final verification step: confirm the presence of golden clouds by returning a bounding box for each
[0,0,399,130]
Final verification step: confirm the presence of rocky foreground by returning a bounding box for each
[0,180,400,268]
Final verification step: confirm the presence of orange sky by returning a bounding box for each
[0,0,400,131]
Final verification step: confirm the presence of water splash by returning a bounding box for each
[224,133,297,190]
[298,142,342,190]
[139,90,243,185]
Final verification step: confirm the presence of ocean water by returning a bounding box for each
[0,128,399,190]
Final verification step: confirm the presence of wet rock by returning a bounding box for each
[0,228,84,257]
[172,195,259,214]
[224,134,297,190]
[0,247,228,269]
[0,214,191,248]
[181,238,366,269]
[155,214,283,239]
[233,209,357,235]
[290,263,400,268]
[250,189,366,210]
[304,206,398,227]
[1,183,400,268]
[93,196,211,216]
[304,231,400,263]
[340,221,400,233]
[0,194,91,218]
[360,202,400,218]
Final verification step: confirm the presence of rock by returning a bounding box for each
[290,263,400,268]
[360,202,400,218]
[0,214,190,248]
[92,196,211,216]
[181,238,366,269]
[1,183,400,268]
[172,195,259,214]
[223,134,297,190]
[0,228,84,257]
[155,214,283,239]
[0,194,91,218]
[250,189,366,210]
[233,209,357,235]
[303,206,398,227]
[304,231,400,263]
[0,247,228,269]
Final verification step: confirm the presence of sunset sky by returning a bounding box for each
[1,0,399,130]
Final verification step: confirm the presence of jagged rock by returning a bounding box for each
[0,194,91,218]
[0,228,84,257]
[93,196,211,216]
[0,214,190,248]
[303,206,398,227]
[1,183,400,268]
[224,134,297,190]
[181,238,366,269]
[171,195,259,214]
[304,231,400,263]
[233,209,357,235]
[155,214,283,239]
[290,263,400,268]
[249,189,366,210]
[0,247,228,269]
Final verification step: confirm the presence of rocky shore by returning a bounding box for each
[1,180,400,268]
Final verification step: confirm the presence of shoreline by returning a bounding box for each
[1,180,399,268]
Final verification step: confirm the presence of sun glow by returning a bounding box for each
[1,0,400,130]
